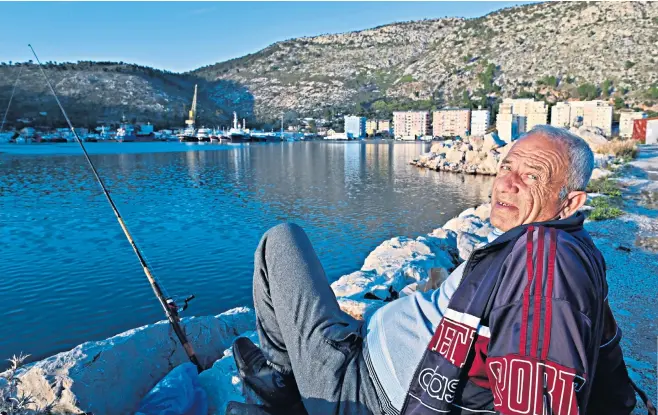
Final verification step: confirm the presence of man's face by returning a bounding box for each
[490,133,570,232]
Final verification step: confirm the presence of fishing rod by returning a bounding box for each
[0,65,23,133]
[28,44,204,373]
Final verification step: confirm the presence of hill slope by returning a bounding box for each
[193,1,658,120]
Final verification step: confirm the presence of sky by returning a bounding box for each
[0,1,532,73]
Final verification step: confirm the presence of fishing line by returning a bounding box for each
[28,44,203,372]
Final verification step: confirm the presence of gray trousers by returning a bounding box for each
[252,223,382,415]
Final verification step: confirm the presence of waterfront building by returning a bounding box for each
[432,108,470,138]
[366,120,378,136]
[344,115,366,139]
[495,101,518,143]
[470,107,490,137]
[393,111,430,139]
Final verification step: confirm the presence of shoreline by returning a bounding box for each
[4,146,657,415]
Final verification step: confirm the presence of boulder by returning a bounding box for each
[483,132,506,152]
[590,168,613,181]
[10,308,256,415]
[198,331,262,415]
[429,142,444,153]
[444,148,465,164]
[570,126,609,152]
[457,232,488,261]
[478,151,500,175]
[359,236,454,294]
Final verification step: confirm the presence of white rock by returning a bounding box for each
[429,142,444,153]
[474,203,492,221]
[570,126,609,152]
[479,151,501,175]
[483,132,506,152]
[590,168,613,181]
[11,308,255,415]
[457,232,487,261]
[443,215,492,237]
[445,148,465,164]
[331,270,381,298]
[337,298,385,321]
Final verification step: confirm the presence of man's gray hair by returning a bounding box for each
[517,124,594,199]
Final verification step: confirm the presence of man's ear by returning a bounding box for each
[562,191,588,218]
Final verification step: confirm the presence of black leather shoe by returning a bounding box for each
[232,337,302,407]
[225,401,307,415]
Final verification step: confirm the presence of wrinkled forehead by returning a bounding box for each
[503,133,570,175]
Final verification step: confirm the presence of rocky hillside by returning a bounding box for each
[0,62,254,129]
[1,2,657,128]
[194,1,658,120]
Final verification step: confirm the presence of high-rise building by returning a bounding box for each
[366,119,392,136]
[495,101,518,143]
[550,102,572,128]
[377,120,391,134]
[549,100,614,136]
[432,109,471,137]
[470,107,490,137]
[393,111,430,138]
[500,98,548,133]
[366,120,378,136]
[344,116,366,139]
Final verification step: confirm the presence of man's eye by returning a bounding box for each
[500,165,511,171]
[528,174,538,180]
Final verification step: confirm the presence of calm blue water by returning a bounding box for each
[0,141,493,365]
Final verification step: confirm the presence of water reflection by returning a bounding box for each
[0,141,493,365]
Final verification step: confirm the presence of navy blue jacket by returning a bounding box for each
[401,213,637,414]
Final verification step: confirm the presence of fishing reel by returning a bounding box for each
[165,295,195,316]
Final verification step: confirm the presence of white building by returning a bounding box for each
[619,111,645,138]
[550,100,614,137]
[550,102,572,128]
[344,116,366,139]
[500,98,548,134]
[495,102,519,143]
[470,107,490,137]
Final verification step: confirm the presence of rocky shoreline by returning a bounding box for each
[4,146,657,415]
[410,126,621,179]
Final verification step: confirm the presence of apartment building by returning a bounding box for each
[378,120,391,134]
[344,116,366,139]
[393,111,431,138]
[550,100,614,137]
[432,108,471,137]
[366,120,378,136]
[470,107,490,137]
[495,101,518,143]
[550,102,572,128]
[366,119,392,136]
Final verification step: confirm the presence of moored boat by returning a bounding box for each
[228,112,251,142]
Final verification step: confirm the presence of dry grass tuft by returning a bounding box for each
[595,139,638,159]
[1,353,55,415]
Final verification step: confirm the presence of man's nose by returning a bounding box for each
[498,172,521,194]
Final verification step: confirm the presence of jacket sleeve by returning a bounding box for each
[586,302,637,414]
[484,226,606,415]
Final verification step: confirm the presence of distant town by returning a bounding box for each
[1,97,657,145]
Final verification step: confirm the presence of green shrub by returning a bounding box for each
[588,197,624,221]
[586,178,622,197]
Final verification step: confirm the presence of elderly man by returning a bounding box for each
[226,125,644,415]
